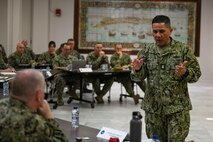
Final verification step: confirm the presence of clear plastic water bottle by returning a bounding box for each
[71,106,79,128]
[151,133,160,142]
[130,111,142,142]
[3,80,9,96]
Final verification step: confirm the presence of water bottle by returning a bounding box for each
[3,80,9,96]
[151,133,160,142]
[71,106,79,128]
[130,111,142,142]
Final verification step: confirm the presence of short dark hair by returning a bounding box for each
[48,41,56,48]
[67,38,74,42]
[152,15,171,28]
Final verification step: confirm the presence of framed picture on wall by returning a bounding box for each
[74,0,201,56]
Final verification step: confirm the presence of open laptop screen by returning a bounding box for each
[71,60,86,71]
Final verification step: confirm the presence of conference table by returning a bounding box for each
[59,69,131,108]
[56,118,130,142]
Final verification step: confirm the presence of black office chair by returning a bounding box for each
[44,71,58,109]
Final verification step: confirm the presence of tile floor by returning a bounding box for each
[52,81,213,142]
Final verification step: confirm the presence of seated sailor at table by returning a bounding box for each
[0,49,13,71]
[37,41,56,65]
[21,39,36,60]
[52,42,78,106]
[86,43,114,104]
[0,69,68,141]
[8,42,33,69]
[110,43,145,104]
[0,44,8,64]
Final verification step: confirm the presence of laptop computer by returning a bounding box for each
[71,60,87,71]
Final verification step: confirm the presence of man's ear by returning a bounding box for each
[35,91,42,102]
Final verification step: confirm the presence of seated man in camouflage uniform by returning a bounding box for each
[8,43,33,69]
[37,41,56,65]
[0,69,68,141]
[53,43,78,106]
[21,39,36,60]
[0,44,11,70]
[86,43,114,103]
[0,44,8,64]
[110,44,146,104]
[56,38,81,59]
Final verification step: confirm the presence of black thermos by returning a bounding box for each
[130,111,142,142]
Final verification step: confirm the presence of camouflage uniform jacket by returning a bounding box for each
[131,39,201,115]
[25,47,36,60]
[0,98,68,142]
[53,54,78,67]
[110,52,132,68]
[70,50,81,59]
[0,44,8,63]
[0,54,10,69]
[86,51,109,70]
[37,51,56,65]
[8,52,33,69]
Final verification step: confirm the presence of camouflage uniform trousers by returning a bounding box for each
[53,73,80,101]
[116,76,135,96]
[145,110,190,142]
[92,77,114,97]
[134,80,146,93]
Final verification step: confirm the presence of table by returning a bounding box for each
[0,72,16,98]
[62,70,131,108]
[56,118,130,142]
[56,118,100,142]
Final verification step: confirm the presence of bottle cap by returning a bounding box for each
[132,111,143,119]
[152,133,159,140]
[73,106,79,109]
[109,137,119,142]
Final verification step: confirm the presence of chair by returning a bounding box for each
[119,82,144,103]
[45,73,58,109]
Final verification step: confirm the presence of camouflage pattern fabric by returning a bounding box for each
[25,46,36,60]
[86,51,109,70]
[0,44,8,63]
[0,98,68,142]
[52,54,78,100]
[70,50,81,59]
[37,51,55,65]
[0,53,10,69]
[110,52,134,96]
[53,54,77,68]
[8,52,33,69]
[55,47,62,55]
[110,52,132,68]
[131,39,201,141]
[86,51,113,97]
[56,48,81,60]
[145,111,190,142]
[110,52,146,94]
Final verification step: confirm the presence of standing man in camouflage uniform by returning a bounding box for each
[86,43,114,103]
[0,69,68,141]
[110,44,146,104]
[53,43,78,106]
[37,41,56,65]
[8,43,33,69]
[132,15,201,141]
